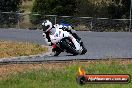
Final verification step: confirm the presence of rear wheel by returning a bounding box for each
[60,38,79,55]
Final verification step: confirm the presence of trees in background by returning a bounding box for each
[31,0,130,17]
[121,0,131,18]
[0,0,130,25]
[0,0,130,31]
[0,0,130,19]
[0,0,22,27]
[76,0,130,19]
[31,0,76,15]
[0,0,22,12]
[108,0,130,19]
[30,0,76,24]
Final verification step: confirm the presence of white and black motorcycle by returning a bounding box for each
[49,25,87,56]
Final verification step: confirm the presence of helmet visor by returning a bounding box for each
[42,25,50,32]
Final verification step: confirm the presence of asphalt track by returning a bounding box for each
[0,28,132,63]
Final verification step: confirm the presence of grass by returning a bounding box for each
[0,60,132,88]
[0,40,48,58]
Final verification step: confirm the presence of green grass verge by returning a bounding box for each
[0,60,132,88]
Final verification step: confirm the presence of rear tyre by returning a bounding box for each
[60,38,79,55]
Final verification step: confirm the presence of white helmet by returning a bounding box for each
[42,20,52,32]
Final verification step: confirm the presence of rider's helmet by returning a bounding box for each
[42,20,52,32]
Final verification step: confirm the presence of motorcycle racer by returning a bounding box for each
[42,20,81,56]
[59,23,81,42]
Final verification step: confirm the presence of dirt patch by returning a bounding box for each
[0,40,48,58]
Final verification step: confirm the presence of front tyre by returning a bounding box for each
[52,47,62,56]
[80,42,87,55]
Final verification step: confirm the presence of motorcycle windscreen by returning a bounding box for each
[50,29,64,43]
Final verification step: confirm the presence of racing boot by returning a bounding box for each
[50,44,62,56]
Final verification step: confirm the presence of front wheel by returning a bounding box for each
[80,42,87,55]
[52,47,62,56]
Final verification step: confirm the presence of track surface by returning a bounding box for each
[0,29,132,62]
